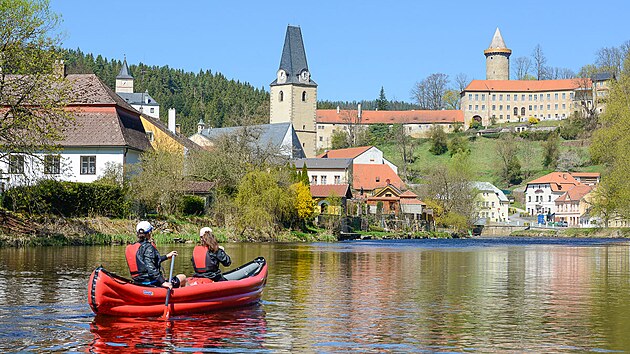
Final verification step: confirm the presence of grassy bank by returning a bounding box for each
[0,212,339,247]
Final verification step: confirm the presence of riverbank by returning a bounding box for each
[509,227,630,238]
[0,211,337,247]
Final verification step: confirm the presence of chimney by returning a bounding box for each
[336,105,340,114]
[168,108,176,133]
[53,59,66,77]
[358,103,362,119]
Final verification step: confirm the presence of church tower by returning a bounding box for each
[115,57,134,93]
[484,28,511,80]
[270,25,317,157]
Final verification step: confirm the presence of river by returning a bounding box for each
[1,237,629,352]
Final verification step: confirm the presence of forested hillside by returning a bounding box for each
[62,49,270,136]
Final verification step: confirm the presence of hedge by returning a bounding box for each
[2,180,130,217]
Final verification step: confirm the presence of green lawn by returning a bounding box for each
[379,134,602,191]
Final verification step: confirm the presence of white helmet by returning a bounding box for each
[136,221,153,234]
[199,227,213,237]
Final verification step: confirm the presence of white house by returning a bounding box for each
[292,158,353,186]
[524,172,583,217]
[473,182,509,223]
[318,146,398,174]
[1,73,151,189]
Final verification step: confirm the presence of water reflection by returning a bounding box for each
[1,238,630,352]
[89,306,268,353]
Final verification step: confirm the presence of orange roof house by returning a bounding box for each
[527,172,580,192]
[317,146,372,159]
[353,164,405,192]
[316,109,463,125]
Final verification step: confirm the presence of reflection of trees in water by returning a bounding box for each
[89,306,267,351]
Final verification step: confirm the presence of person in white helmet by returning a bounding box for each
[125,221,187,289]
[189,227,231,283]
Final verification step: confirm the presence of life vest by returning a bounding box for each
[125,242,144,277]
[192,245,211,273]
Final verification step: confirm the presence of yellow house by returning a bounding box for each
[139,112,199,154]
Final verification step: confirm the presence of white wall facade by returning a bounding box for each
[476,191,509,222]
[133,103,160,119]
[0,147,139,189]
[355,147,398,174]
[307,168,350,186]
[525,183,561,216]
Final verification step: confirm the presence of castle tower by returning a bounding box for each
[484,28,511,80]
[270,25,317,157]
[115,57,134,93]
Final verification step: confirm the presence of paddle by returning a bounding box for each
[160,255,176,320]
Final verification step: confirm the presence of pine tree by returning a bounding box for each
[376,86,389,111]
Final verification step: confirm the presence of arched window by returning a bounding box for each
[521,107,525,116]
[279,91,284,102]
[302,91,307,102]
[513,107,518,116]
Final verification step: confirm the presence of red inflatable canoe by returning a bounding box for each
[88,257,267,317]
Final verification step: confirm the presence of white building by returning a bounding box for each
[292,158,353,186]
[524,172,584,217]
[115,58,160,119]
[1,73,151,189]
[473,182,509,223]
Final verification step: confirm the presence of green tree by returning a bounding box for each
[128,149,185,215]
[1,0,72,173]
[429,125,448,155]
[542,131,560,170]
[330,129,350,149]
[300,164,310,185]
[496,135,523,186]
[591,56,630,219]
[448,135,470,156]
[376,86,389,111]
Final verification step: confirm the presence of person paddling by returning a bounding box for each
[190,227,231,283]
[125,221,187,289]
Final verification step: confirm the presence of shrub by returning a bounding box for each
[2,180,130,217]
[180,195,205,216]
[528,117,540,124]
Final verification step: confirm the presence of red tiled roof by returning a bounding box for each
[316,109,463,124]
[185,181,216,194]
[464,79,591,92]
[353,164,405,191]
[400,198,425,205]
[527,172,580,192]
[555,184,592,202]
[400,190,418,197]
[570,172,600,178]
[310,184,351,198]
[317,146,372,159]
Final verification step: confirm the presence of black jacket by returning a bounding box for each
[133,240,167,284]
[192,247,231,280]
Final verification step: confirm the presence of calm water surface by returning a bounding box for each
[1,238,630,352]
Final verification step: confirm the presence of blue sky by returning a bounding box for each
[50,0,630,103]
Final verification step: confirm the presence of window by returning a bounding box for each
[547,104,550,110]
[492,94,496,101]
[321,176,327,184]
[514,107,518,115]
[521,94,525,101]
[311,175,318,184]
[8,154,24,174]
[555,93,559,100]
[521,107,526,115]
[507,105,510,111]
[547,93,551,100]
[481,94,485,100]
[570,93,574,99]
[44,155,60,174]
[539,94,543,100]
[80,155,96,175]
[475,94,479,100]
[475,105,478,110]
[562,103,566,109]
[507,114,510,120]
[555,104,558,109]
[150,108,155,113]
[499,105,503,110]
[468,105,472,110]
[514,94,518,101]
[146,131,154,142]
[539,105,543,110]
[481,105,485,110]
[334,175,341,184]
[529,94,533,101]
[319,136,322,141]
[529,105,533,111]
[492,105,496,111]
[549,195,552,202]
[506,95,510,101]
[468,94,472,100]
[562,93,566,99]
[279,91,284,102]
[302,91,307,102]
[499,94,503,101]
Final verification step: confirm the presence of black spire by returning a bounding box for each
[271,25,316,86]
[117,57,133,79]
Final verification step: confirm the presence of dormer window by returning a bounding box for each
[300,70,310,83]
[277,70,287,84]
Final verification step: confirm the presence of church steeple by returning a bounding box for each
[484,28,511,80]
[271,26,316,87]
[269,25,317,157]
[115,57,134,93]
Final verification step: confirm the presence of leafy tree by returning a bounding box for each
[376,86,389,111]
[448,135,470,156]
[0,0,72,174]
[429,125,448,155]
[290,181,315,226]
[443,89,461,110]
[391,124,415,182]
[330,129,350,150]
[300,164,310,185]
[496,135,523,186]
[542,131,560,170]
[411,73,449,109]
[128,149,185,215]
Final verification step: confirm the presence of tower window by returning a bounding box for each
[279,91,284,102]
[302,91,307,102]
